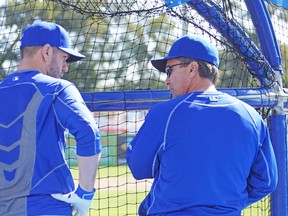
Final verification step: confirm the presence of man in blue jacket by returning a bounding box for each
[0,21,101,216]
[126,35,278,216]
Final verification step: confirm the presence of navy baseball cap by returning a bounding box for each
[151,35,219,72]
[20,21,85,62]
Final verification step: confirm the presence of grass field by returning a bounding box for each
[70,165,270,216]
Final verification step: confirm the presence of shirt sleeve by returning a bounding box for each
[126,106,166,180]
[53,84,101,156]
[245,121,278,207]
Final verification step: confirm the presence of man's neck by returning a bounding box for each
[17,58,46,75]
[188,78,217,93]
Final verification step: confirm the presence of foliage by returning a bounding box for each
[1,0,287,91]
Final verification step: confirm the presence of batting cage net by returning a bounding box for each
[1,0,288,215]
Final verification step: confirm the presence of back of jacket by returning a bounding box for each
[127,91,277,216]
[0,70,101,215]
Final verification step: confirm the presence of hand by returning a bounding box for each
[51,185,95,216]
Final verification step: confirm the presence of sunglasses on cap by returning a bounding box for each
[165,62,191,78]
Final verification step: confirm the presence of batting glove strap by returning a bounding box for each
[75,185,96,200]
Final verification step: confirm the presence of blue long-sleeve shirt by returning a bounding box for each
[126,91,278,216]
[0,70,101,215]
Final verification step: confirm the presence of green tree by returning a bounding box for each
[0,0,170,92]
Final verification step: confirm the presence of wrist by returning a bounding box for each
[75,185,96,200]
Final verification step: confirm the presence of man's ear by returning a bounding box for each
[188,61,199,77]
[41,44,53,62]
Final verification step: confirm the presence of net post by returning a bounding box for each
[269,112,287,216]
[269,71,288,216]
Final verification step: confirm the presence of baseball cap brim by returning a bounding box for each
[151,55,180,73]
[59,47,85,62]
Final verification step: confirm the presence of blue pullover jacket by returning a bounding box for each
[127,91,277,216]
[0,70,101,215]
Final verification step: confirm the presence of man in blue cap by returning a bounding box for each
[126,35,278,216]
[0,21,101,215]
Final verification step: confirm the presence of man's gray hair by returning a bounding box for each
[178,57,219,85]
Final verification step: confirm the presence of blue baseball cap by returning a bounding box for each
[151,35,219,72]
[20,21,85,62]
